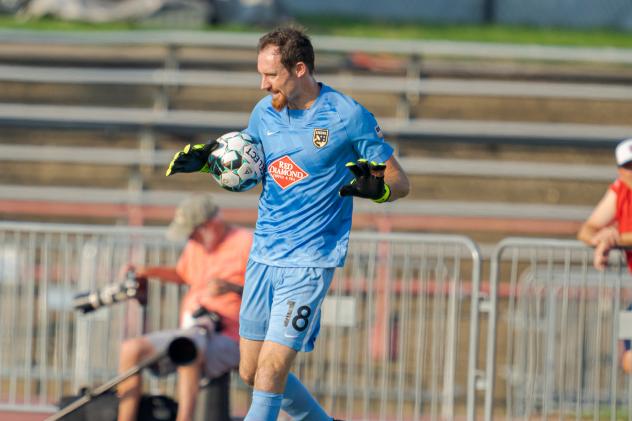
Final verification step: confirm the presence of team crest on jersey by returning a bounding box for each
[312,128,329,149]
[268,155,309,189]
[374,124,384,138]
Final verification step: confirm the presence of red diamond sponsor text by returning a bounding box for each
[268,155,309,189]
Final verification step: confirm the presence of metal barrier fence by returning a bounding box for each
[485,238,632,421]
[0,222,185,413]
[0,222,483,420]
[294,232,483,421]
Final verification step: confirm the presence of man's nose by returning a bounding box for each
[260,76,270,91]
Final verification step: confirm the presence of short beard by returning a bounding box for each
[271,92,287,112]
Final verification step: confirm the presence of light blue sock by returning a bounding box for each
[244,389,283,421]
[282,373,332,421]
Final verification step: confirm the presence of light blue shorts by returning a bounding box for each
[239,260,335,352]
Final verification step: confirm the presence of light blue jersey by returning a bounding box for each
[245,83,393,268]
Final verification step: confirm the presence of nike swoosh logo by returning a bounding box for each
[266,130,279,136]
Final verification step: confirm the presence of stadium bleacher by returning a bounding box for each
[1,29,631,243]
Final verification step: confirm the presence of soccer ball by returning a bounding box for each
[207,132,265,192]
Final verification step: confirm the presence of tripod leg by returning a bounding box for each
[46,349,166,421]
[194,372,231,421]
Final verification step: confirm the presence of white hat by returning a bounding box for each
[616,138,632,166]
[166,195,218,241]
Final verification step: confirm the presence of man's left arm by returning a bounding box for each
[383,155,410,202]
[206,278,244,297]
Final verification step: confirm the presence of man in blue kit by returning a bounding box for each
[166,26,409,421]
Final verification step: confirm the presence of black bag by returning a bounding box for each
[57,390,178,421]
[138,394,179,420]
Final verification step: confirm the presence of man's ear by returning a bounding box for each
[294,62,308,78]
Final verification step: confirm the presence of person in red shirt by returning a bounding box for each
[578,137,632,373]
[117,194,252,421]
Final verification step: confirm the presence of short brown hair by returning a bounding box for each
[257,26,315,74]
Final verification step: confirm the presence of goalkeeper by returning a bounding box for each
[167,25,409,421]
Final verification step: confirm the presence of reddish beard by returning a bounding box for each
[271,92,287,111]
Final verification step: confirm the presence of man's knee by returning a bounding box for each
[239,365,256,387]
[238,338,262,387]
[240,352,292,389]
[248,341,297,392]
[119,337,151,369]
[254,361,288,388]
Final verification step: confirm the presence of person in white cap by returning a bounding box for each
[117,194,253,421]
[578,137,632,372]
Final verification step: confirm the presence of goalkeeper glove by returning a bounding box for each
[339,159,391,203]
[165,140,218,176]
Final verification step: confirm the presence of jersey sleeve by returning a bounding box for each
[345,104,394,163]
[244,101,265,143]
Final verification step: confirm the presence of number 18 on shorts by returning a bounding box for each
[239,261,335,352]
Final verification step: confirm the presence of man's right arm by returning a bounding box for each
[137,266,185,285]
[577,188,619,271]
[577,189,617,246]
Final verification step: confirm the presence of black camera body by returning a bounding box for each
[73,270,146,314]
[57,391,178,421]
[190,306,223,332]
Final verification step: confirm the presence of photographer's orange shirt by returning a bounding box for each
[611,179,632,273]
[176,226,252,342]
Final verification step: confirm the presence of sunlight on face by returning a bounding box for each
[257,45,293,111]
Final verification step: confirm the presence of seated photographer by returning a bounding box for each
[117,194,253,421]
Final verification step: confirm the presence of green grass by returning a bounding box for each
[1,13,632,49]
[297,15,632,48]
[0,15,140,30]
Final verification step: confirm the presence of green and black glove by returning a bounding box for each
[165,140,218,176]
[339,158,391,203]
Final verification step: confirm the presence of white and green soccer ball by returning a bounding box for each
[207,131,265,192]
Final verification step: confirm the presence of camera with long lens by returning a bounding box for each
[73,269,147,314]
[191,306,223,332]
